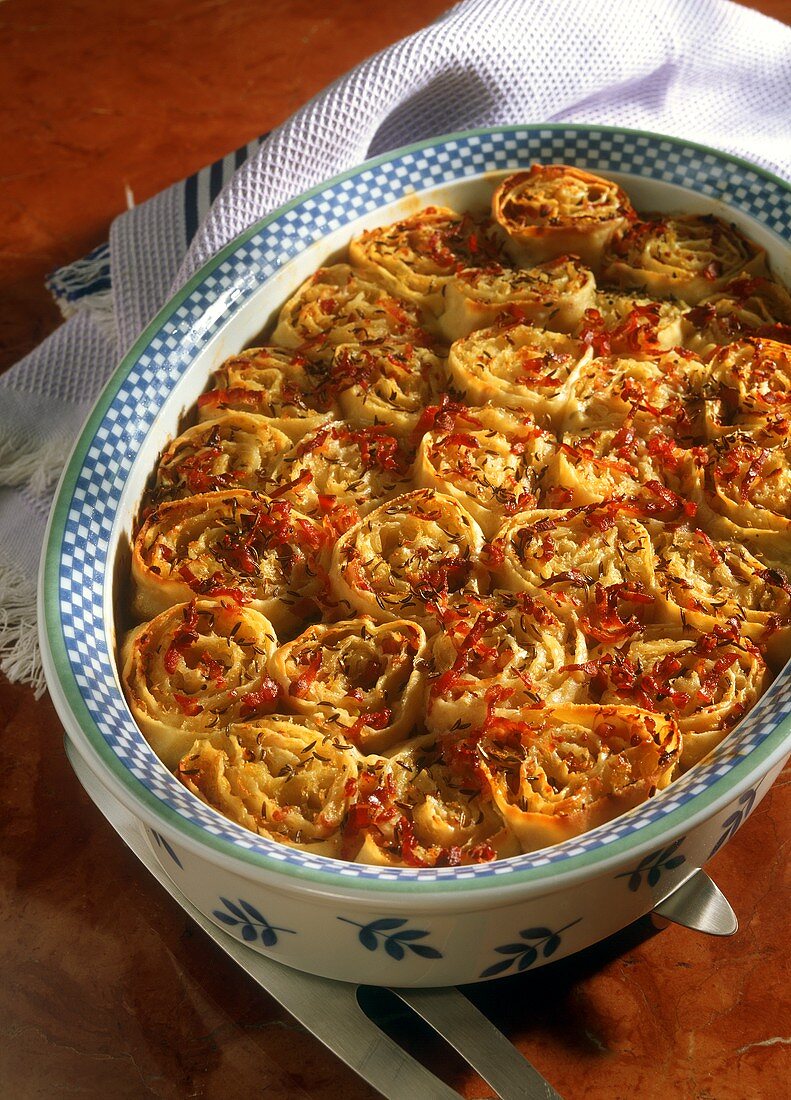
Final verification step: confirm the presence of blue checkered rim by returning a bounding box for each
[43,124,791,892]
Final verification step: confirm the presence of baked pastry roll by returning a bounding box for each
[197,346,334,440]
[345,737,520,866]
[703,337,791,436]
[577,625,769,769]
[547,426,694,514]
[447,323,591,424]
[132,490,326,636]
[176,718,359,856]
[349,206,505,317]
[268,420,410,523]
[490,507,657,642]
[682,274,791,353]
[270,617,427,751]
[415,406,556,535]
[651,524,791,662]
[601,215,767,306]
[686,433,791,567]
[121,599,279,768]
[272,263,429,349]
[439,255,596,342]
[330,488,486,626]
[562,351,707,440]
[491,165,635,271]
[147,413,291,510]
[464,705,681,851]
[425,593,587,733]
[329,341,446,436]
[577,293,687,358]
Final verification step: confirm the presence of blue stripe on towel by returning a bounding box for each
[48,134,268,318]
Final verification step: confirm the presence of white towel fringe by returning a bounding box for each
[0,561,46,699]
[56,286,118,342]
[0,428,71,495]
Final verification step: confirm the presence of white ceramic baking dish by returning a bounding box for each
[40,125,791,987]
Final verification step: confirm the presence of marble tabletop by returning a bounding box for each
[1,1,790,1096]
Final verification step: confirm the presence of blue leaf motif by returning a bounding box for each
[152,831,184,869]
[385,938,405,961]
[543,935,561,958]
[517,946,538,972]
[408,944,443,960]
[260,927,278,948]
[709,784,761,860]
[480,918,581,979]
[616,838,686,891]
[213,898,296,948]
[481,958,514,979]
[359,927,378,951]
[220,897,248,922]
[368,918,408,932]
[337,917,443,961]
[214,911,239,927]
[240,900,268,925]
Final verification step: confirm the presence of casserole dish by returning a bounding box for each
[40,125,791,987]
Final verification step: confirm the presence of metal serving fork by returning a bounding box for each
[67,741,561,1100]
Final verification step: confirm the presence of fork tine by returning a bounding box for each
[393,987,563,1100]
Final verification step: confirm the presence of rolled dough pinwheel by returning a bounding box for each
[576,292,687,358]
[491,165,635,271]
[447,322,591,424]
[132,490,327,635]
[197,346,334,440]
[490,507,658,642]
[686,433,791,568]
[682,274,791,353]
[349,206,506,317]
[601,214,767,306]
[344,736,520,866]
[415,405,556,535]
[425,593,587,733]
[456,704,681,851]
[272,263,431,350]
[121,599,279,768]
[330,488,487,626]
[561,350,708,440]
[328,340,446,437]
[268,420,410,524]
[651,523,791,666]
[546,424,694,514]
[176,718,360,856]
[270,616,427,751]
[439,255,596,342]
[146,413,291,511]
[575,625,769,769]
[703,337,791,436]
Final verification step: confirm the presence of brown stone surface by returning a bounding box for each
[1,1,790,1096]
